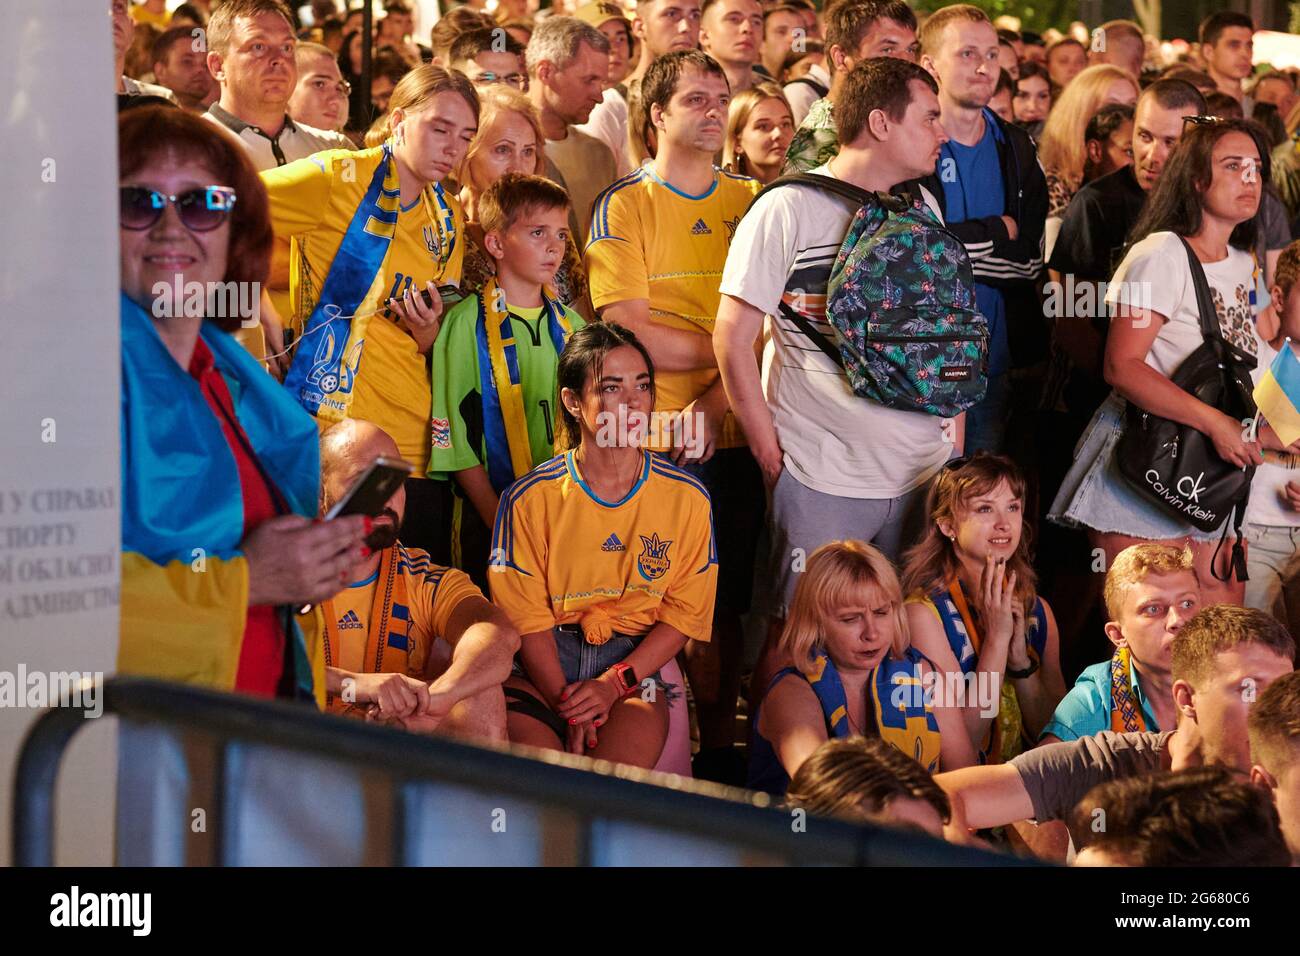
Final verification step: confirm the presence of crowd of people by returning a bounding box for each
[112,0,1300,865]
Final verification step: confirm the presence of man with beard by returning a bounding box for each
[318,420,519,742]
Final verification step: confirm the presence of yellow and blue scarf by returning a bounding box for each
[322,543,416,714]
[929,578,1047,764]
[802,649,942,773]
[474,276,574,493]
[1109,645,1148,733]
[283,142,456,420]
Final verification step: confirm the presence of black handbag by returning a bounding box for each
[1114,236,1256,582]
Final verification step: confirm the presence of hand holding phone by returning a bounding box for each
[292,457,414,613]
[387,283,458,352]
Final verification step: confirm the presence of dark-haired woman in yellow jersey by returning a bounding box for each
[489,323,719,769]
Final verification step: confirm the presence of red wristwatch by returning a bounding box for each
[608,662,639,698]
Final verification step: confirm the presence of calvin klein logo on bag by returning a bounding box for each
[1177,471,1207,503]
[939,366,973,382]
[1144,469,1217,524]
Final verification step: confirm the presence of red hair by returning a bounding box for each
[118,106,272,331]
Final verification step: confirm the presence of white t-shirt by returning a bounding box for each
[717,163,953,500]
[782,63,830,128]
[1247,337,1300,527]
[575,86,631,179]
[120,75,178,104]
[1105,231,1258,377]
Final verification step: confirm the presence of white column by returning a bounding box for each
[0,0,122,866]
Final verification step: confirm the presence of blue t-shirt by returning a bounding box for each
[1040,657,1161,742]
[940,118,1009,375]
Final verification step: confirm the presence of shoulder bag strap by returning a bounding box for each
[1177,237,1253,583]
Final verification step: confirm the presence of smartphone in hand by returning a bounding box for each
[324,457,414,520]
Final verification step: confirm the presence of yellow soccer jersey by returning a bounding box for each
[261,146,465,471]
[489,451,718,644]
[585,166,760,450]
[328,546,483,678]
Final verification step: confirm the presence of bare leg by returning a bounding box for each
[1092,530,1246,606]
[502,675,564,752]
[587,693,669,769]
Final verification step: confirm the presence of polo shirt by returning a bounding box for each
[204,101,352,172]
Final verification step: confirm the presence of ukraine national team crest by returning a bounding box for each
[306,326,364,397]
[423,224,442,261]
[637,533,672,581]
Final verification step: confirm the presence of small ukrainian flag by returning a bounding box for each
[1253,339,1300,447]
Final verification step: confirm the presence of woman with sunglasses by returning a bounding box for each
[118,106,368,703]
[1050,118,1298,605]
[902,454,1066,764]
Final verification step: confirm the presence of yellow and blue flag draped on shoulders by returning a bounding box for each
[475,276,574,493]
[119,293,327,704]
[1253,339,1300,447]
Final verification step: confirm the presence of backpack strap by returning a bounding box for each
[1178,236,1255,585]
[753,174,908,370]
[786,75,829,98]
[777,301,843,367]
[749,172,877,213]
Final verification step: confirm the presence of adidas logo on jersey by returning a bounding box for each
[337,609,363,630]
[690,218,712,235]
[601,533,626,552]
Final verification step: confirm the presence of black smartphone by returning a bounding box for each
[298,458,415,614]
[395,284,465,314]
[324,456,414,520]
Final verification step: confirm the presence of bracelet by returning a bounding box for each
[1005,657,1039,680]
[607,662,637,698]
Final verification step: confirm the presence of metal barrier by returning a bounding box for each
[14,677,1021,867]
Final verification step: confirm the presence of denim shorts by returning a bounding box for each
[518,626,680,701]
[1048,392,1224,541]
